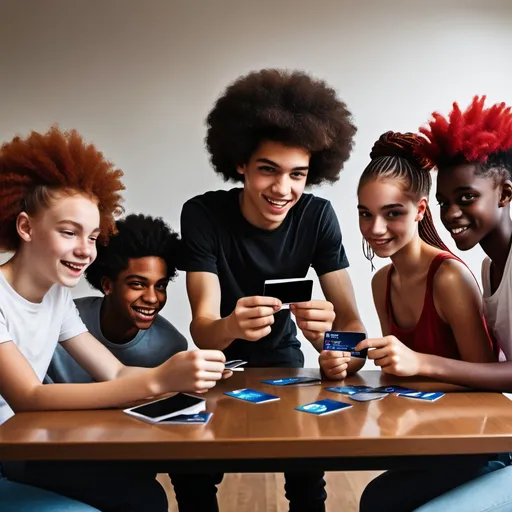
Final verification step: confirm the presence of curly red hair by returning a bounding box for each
[0,127,125,251]
[419,96,512,167]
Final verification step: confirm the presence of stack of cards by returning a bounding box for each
[225,388,280,403]
[295,399,352,415]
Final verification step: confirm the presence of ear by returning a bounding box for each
[236,163,246,176]
[415,198,428,222]
[498,179,512,207]
[101,276,113,296]
[16,212,33,243]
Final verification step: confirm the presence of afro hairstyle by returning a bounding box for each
[205,68,357,186]
[0,126,125,252]
[84,213,181,293]
[419,96,512,181]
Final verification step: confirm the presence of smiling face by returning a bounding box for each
[436,164,508,251]
[358,178,427,258]
[18,192,100,289]
[101,256,169,331]
[236,140,310,230]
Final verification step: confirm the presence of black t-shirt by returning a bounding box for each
[180,188,349,367]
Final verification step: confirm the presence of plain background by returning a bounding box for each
[1,0,511,368]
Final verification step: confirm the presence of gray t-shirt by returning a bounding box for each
[46,296,188,383]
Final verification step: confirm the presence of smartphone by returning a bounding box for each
[124,393,206,423]
[263,278,313,307]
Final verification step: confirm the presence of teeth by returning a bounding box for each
[451,226,469,235]
[266,197,288,207]
[63,262,83,271]
[133,307,156,316]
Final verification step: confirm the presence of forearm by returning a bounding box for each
[419,354,512,391]
[15,369,160,413]
[333,317,366,334]
[190,315,235,350]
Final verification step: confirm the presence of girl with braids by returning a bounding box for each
[0,127,229,512]
[355,131,496,374]
[357,131,502,512]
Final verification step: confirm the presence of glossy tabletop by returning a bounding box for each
[1,369,512,463]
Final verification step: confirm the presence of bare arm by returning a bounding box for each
[434,259,496,363]
[187,271,280,350]
[371,265,392,336]
[0,332,227,413]
[319,269,366,376]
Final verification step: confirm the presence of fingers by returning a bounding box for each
[291,300,334,311]
[195,350,227,363]
[355,337,389,351]
[239,296,282,309]
[221,370,233,379]
[320,356,351,371]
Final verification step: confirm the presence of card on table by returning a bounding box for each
[224,388,280,404]
[397,391,445,401]
[323,331,368,358]
[261,377,321,386]
[295,398,352,415]
[350,392,388,402]
[157,412,213,425]
[325,385,375,395]
[373,385,417,394]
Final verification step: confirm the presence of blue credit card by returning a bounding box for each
[158,412,212,424]
[224,388,280,403]
[397,391,445,401]
[374,385,417,394]
[295,398,352,415]
[323,331,368,358]
[325,385,375,395]
[261,377,321,386]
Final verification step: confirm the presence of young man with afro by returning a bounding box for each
[46,213,188,384]
[178,69,366,512]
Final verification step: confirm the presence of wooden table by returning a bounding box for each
[1,369,511,472]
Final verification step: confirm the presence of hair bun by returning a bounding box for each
[370,131,434,172]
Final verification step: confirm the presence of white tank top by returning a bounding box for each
[482,248,512,361]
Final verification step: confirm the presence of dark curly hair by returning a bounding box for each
[358,131,449,252]
[84,214,181,293]
[419,96,512,182]
[0,126,125,251]
[206,69,357,186]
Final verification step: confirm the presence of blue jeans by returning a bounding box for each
[0,476,99,512]
[360,460,506,512]
[415,465,512,512]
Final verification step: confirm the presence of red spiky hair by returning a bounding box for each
[419,96,512,167]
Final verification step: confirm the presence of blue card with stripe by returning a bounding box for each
[295,398,352,415]
[397,391,445,401]
[323,331,368,358]
[325,385,374,395]
[225,388,280,403]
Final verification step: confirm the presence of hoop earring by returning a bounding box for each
[362,238,376,272]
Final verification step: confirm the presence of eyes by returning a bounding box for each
[257,166,307,180]
[437,193,477,209]
[128,281,168,292]
[60,230,97,242]
[358,210,404,219]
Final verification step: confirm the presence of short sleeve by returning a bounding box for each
[180,199,219,274]
[311,201,349,276]
[59,289,88,342]
[0,311,12,344]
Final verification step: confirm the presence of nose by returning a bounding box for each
[443,203,463,224]
[369,216,387,236]
[74,237,93,259]
[142,287,158,305]
[271,174,291,197]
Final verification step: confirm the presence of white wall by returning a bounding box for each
[1,0,511,367]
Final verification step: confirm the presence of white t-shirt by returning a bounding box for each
[482,247,512,361]
[0,270,87,425]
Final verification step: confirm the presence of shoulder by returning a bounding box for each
[433,257,479,294]
[152,314,187,342]
[183,188,240,214]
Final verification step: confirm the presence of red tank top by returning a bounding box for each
[386,252,462,359]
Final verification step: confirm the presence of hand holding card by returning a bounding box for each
[319,350,351,381]
[290,300,335,346]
